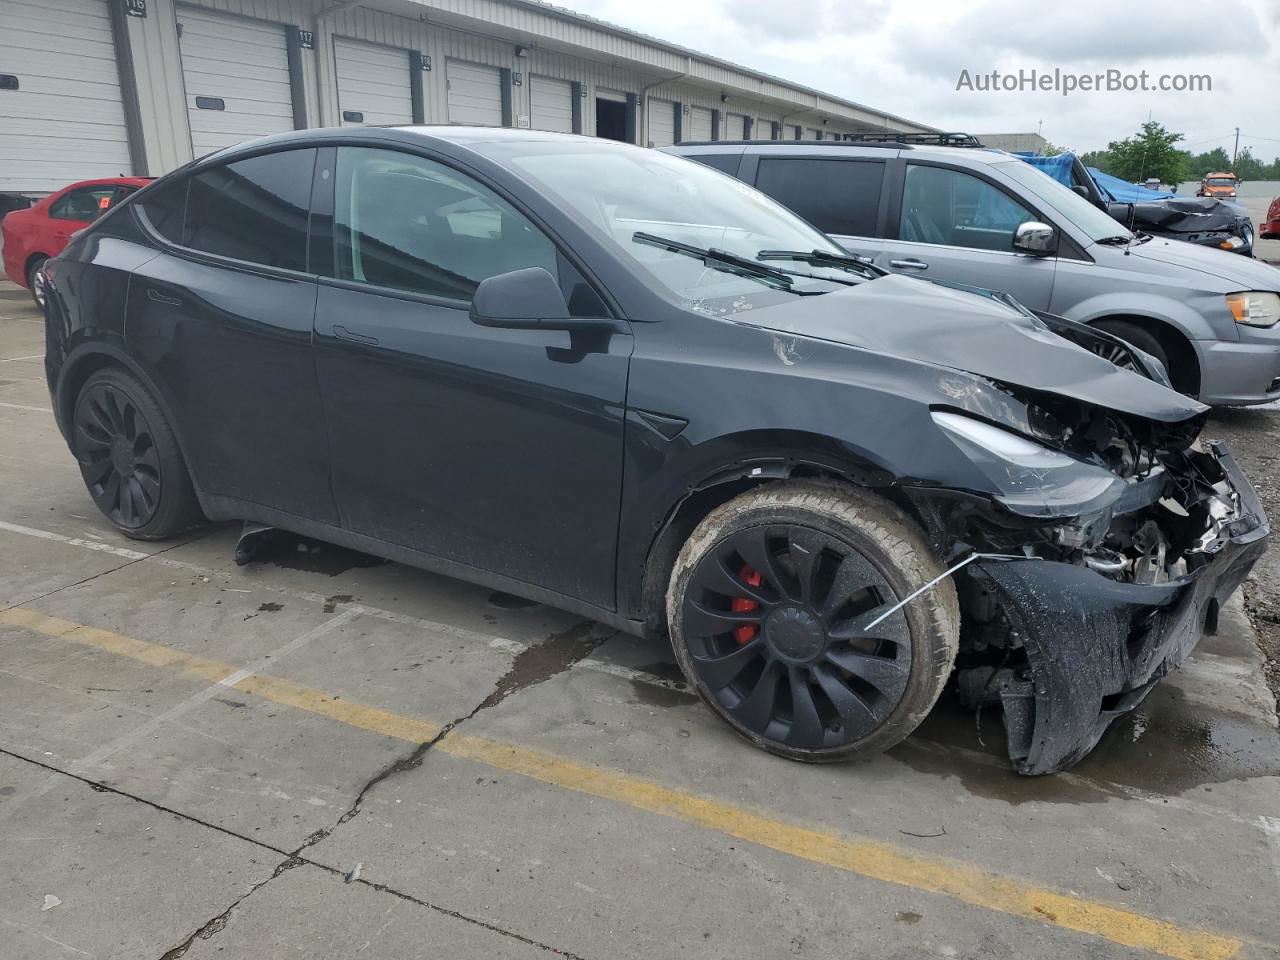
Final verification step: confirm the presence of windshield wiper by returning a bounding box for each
[756,248,886,279]
[632,232,822,294]
[1095,235,1132,245]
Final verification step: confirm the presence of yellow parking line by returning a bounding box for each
[0,606,1247,960]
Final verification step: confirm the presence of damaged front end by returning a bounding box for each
[909,391,1269,775]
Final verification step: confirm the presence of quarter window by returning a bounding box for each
[332,147,557,301]
[899,164,1034,252]
[753,158,884,237]
[181,150,316,270]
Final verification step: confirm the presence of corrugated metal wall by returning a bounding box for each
[99,0,926,178]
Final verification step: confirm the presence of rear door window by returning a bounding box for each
[753,158,884,237]
[50,186,118,222]
[181,149,316,270]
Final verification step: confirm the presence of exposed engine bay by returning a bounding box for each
[908,375,1268,775]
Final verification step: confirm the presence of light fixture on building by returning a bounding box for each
[515,45,528,57]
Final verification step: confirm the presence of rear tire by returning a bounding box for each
[26,256,48,310]
[71,368,205,540]
[666,481,958,763]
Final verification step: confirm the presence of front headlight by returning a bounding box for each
[1227,292,1280,328]
[931,411,1125,519]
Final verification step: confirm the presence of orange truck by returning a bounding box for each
[1197,171,1239,198]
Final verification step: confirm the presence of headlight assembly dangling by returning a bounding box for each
[931,411,1126,520]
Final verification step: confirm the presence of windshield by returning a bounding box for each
[1207,178,1236,186]
[993,159,1131,242]
[509,145,854,311]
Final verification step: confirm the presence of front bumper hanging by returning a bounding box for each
[960,441,1269,775]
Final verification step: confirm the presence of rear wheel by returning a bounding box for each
[72,368,204,539]
[667,482,958,762]
[26,257,48,310]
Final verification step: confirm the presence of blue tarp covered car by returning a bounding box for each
[1012,151,1254,255]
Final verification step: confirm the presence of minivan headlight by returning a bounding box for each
[931,411,1125,519]
[1226,292,1280,328]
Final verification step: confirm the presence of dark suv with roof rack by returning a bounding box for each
[665,134,1280,406]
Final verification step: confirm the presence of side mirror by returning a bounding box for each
[470,267,625,334]
[470,267,570,328]
[1012,220,1057,255]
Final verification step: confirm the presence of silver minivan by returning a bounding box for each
[665,138,1280,405]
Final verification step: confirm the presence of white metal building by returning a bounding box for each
[0,0,934,194]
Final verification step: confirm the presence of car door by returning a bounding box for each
[747,154,890,262]
[311,145,632,609]
[127,148,337,523]
[877,161,1058,309]
[45,184,118,253]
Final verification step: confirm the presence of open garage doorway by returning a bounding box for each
[595,91,628,141]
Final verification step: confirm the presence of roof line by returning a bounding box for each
[414,0,936,132]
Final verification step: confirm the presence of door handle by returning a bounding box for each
[889,258,929,270]
[333,324,379,346]
[146,288,182,306]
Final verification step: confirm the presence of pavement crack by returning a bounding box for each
[0,526,221,617]
[157,856,304,960]
[306,620,611,843]
[3,747,592,958]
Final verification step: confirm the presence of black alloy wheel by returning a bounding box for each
[679,523,911,751]
[74,379,163,530]
[668,482,958,762]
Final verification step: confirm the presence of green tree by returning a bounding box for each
[1102,121,1185,184]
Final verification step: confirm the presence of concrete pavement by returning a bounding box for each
[1,281,1278,960]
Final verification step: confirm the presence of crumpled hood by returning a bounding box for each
[1125,235,1280,287]
[742,274,1208,423]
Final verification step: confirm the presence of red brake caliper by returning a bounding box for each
[732,565,763,645]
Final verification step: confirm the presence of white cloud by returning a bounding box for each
[566,0,1280,160]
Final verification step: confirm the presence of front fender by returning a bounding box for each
[1061,290,1232,343]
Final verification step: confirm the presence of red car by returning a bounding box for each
[1263,196,1280,240]
[2,177,152,308]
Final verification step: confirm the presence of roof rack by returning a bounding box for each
[670,132,987,150]
[840,132,986,147]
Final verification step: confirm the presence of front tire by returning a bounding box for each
[667,481,958,762]
[71,368,205,539]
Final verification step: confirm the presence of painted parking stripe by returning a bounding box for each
[0,605,1252,960]
[0,401,51,413]
[0,516,1266,830]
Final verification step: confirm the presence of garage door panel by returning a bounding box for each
[178,8,296,156]
[530,75,573,133]
[447,60,503,126]
[333,37,413,126]
[689,107,712,141]
[0,0,132,192]
[2,50,121,85]
[647,98,674,147]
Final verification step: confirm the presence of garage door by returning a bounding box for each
[689,107,713,141]
[723,113,746,140]
[529,75,573,133]
[646,98,674,147]
[447,60,503,126]
[334,37,413,127]
[0,0,131,193]
[178,8,295,157]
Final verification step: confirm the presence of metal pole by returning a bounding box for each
[1232,127,1240,167]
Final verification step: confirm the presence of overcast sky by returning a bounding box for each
[566,0,1280,163]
